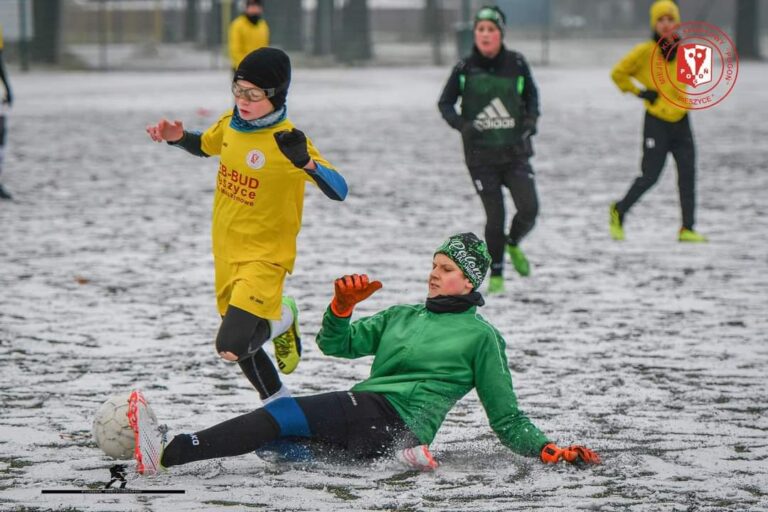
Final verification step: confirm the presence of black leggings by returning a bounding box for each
[616,112,696,229]
[216,305,283,401]
[468,160,539,276]
[0,113,6,176]
[161,392,418,467]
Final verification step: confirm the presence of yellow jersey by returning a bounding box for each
[228,16,270,69]
[201,112,334,271]
[611,40,688,123]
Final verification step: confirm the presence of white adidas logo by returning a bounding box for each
[473,97,516,131]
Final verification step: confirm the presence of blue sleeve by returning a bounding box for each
[305,162,348,201]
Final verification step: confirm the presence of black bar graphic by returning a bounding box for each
[42,489,185,494]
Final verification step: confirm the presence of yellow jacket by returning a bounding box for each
[228,15,270,69]
[611,40,688,123]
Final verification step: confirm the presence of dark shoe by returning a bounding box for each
[0,184,12,200]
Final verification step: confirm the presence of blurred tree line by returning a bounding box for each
[18,0,765,68]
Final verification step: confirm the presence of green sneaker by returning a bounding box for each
[609,203,625,241]
[488,275,505,294]
[273,297,302,375]
[506,245,530,277]
[678,228,708,243]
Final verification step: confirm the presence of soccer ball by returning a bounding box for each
[92,393,156,460]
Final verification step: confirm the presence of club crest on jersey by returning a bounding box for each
[474,97,516,131]
[246,149,266,170]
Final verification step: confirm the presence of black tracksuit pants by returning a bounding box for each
[469,158,539,277]
[160,391,419,467]
[616,112,696,230]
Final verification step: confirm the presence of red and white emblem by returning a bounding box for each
[677,43,712,88]
[246,149,266,170]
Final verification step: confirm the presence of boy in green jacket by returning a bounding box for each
[131,233,600,474]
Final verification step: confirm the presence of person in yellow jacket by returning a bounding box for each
[146,48,348,405]
[229,0,270,70]
[609,0,707,243]
[0,24,13,200]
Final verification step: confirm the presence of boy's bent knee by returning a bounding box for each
[218,351,239,362]
[215,305,270,362]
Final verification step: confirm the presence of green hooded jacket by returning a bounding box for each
[316,303,550,457]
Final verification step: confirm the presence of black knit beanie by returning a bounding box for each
[234,47,291,109]
[474,5,506,34]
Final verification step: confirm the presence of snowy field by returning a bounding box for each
[1,61,767,511]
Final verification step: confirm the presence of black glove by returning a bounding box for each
[521,116,537,139]
[637,90,658,104]
[460,120,480,139]
[274,129,311,169]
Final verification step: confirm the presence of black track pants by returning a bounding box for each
[160,391,419,467]
[616,112,696,230]
[468,159,539,276]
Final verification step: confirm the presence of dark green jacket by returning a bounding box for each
[316,303,550,457]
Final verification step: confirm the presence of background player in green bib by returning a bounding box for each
[146,48,348,404]
[438,6,540,294]
[0,24,13,200]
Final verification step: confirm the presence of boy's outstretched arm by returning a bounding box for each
[316,274,385,358]
[146,118,209,158]
[275,129,348,201]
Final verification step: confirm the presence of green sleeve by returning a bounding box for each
[473,327,550,457]
[316,306,389,359]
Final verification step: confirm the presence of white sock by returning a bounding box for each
[262,385,291,405]
[267,303,293,341]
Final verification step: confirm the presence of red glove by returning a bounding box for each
[541,443,601,466]
[330,274,383,317]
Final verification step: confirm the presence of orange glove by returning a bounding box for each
[541,443,601,466]
[330,274,383,317]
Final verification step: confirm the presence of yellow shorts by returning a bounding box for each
[214,259,286,320]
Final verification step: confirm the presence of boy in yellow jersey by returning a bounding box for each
[229,0,270,71]
[0,24,13,200]
[609,0,707,243]
[146,48,347,404]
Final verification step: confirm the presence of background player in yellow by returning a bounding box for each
[0,24,13,200]
[146,48,348,405]
[609,1,706,243]
[229,0,270,71]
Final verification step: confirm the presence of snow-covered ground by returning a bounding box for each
[1,61,767,511]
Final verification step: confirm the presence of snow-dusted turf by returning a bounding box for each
[1,62,767,511]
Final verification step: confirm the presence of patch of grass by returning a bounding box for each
[369,504,419,512]
[740,485,766,497]
[0,457,34,471]
[325,484,360,501]
[376,471,416,486]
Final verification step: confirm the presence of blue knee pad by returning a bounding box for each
[263,397,311,437]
